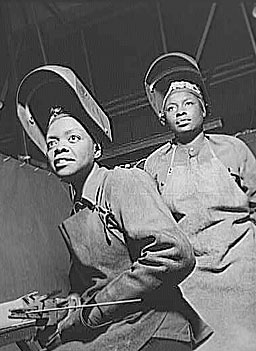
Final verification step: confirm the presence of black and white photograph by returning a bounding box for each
[0,1,255,351]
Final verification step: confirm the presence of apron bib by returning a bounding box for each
[161,142,256,351]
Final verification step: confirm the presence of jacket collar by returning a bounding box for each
[81,162,108,204]
[175,131,206,157]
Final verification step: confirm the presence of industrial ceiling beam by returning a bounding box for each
[156,0,168,54]
[100,118,223,164]
[241,2,256,58]
[196,2,217,61]
[30,2,48,65]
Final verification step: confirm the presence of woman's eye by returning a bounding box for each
[47,140,57,150]
[166,105,176,113]
[69,135,81,143]
[185,101,194,106]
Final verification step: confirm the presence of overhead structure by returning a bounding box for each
[0,0,256,166]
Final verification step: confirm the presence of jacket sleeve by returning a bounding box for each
[237,139,256,203]
[235,138,256,223]
[81,168,195,327]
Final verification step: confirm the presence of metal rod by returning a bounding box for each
[196,2,217,61]
[25,298,142,314]
[241,2,256,57]
[45,1,64,24]
[156,0,168,53]
[31,2,48,64]
[81,29,95,95]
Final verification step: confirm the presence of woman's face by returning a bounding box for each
[46,116,95,180]
[163,91,204,135]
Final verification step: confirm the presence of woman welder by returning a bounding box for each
[14,65,213,351]
[144,52,256,351]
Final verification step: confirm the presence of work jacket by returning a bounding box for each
[57,164,213,351]
[145,133,256,351]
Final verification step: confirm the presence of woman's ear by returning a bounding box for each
[199,100,207,118]
[159,112,166,126]
[93,143,102,159]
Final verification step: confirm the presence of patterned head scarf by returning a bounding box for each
[162,80,206,116]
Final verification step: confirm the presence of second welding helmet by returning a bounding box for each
[144,52,211,119]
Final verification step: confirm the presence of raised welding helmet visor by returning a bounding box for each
[144,52,211,117]
[16,65,112,156]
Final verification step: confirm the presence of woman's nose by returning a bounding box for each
[176,110,187,118]
[54,142,69,155]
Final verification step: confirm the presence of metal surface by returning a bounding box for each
[0,321,37,348]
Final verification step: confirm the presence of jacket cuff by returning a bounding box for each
[80,298,112,329]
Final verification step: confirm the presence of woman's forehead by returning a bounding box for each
[47,116,87,137]
[165,90,199,103]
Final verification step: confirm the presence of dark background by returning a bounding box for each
[1,0,256,166]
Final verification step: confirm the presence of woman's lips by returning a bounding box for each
[54,158,75,167]
[176,118,191,126]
